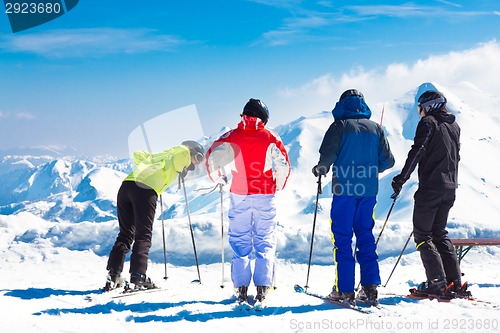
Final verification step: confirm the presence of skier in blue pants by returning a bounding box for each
[330,196,379,293]
[313,89,395,305]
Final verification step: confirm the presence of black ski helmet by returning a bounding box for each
[181,140,205,164]
[339,89,364,101]
[418,90,447,114]
[242,98,270,124]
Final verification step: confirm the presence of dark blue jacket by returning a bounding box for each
[318,96,395,196]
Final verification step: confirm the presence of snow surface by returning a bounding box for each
[1,82,500,332]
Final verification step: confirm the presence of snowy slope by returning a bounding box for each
[1,212,499,333]
[1,82,500,332]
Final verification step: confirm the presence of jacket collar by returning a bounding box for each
[238,115,265,131]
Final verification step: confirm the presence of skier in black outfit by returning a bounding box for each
[392,90,469,297]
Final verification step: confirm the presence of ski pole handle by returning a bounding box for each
[317,174,322,195]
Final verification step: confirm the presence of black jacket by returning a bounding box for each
[399,109,460,190]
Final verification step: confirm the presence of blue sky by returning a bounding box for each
[1,0,499,157]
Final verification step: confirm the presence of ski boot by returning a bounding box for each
[411,278,447,298]
[256,286,270,302]
[103,269,124,292]
[236,286,249,304]
[254,286,270,311]
[357,284,379,306]
[235,286,252,310]
[130,272,157,290]
[327,287,356,306]
[447,280,472,299]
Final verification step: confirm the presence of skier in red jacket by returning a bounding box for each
[206,98,290,305]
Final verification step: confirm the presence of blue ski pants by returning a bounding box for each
[330,195,380,293]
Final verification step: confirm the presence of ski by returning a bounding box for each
[407,288,496,306]
[234,300,253,311]
[380,291,497,307]
[232,287,253,311]
[253,286,273,312]
[253,299,265,311]
[110,286,163,299]
[355,297,382,309]
[294,284,369,314]
[233,299,266,312]
[408,288,465,302]
[232,292,270,312]
[85,285,163,302]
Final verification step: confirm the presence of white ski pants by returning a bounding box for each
[228,193,277,288]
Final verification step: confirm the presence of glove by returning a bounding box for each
[179,167,189,179]
[312,165,328,177]
[216,175,228,185]
[391,174,406,198]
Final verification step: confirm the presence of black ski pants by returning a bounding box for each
[412,187,461,285]
[107,181,157,275]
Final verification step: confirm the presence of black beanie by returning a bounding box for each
[339,89,364,101]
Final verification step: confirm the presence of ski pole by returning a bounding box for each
[356,195,397,290]
[192,175,225,287]
[384,231,413,287]
[180,174,202,284]
[219,179,225,288]
[273,256,277,290]
[305,175,322,291]
[379,102,385,126]
[376,196,397,246]
[160,194,168,280]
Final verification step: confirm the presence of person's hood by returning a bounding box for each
[238,115,266,131]
[332,96,372,121]
[427,109,456,124]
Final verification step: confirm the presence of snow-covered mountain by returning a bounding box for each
[1,82,499,265]
[0,156,133,222]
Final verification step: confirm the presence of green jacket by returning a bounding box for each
[124,145,191,195]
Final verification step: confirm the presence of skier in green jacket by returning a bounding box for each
[104,140,205,291]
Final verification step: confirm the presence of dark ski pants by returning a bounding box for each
[107,181,157,275]
[412,187,461,284]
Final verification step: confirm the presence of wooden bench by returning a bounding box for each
[450,238,500,264]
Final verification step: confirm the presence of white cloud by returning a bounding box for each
[0,111,36,120]
[346,5,431,18]
[256,3,497,47]
[16,112,36,120]
[346,4,491,18]
[0,28,188,58]
[246,0,301,9]
[436,0,462,8]
[272,40,500,122]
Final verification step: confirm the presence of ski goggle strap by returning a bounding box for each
[193,151,204,164]
[418,97,446,113]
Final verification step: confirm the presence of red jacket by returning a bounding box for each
[206,115,290,195]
